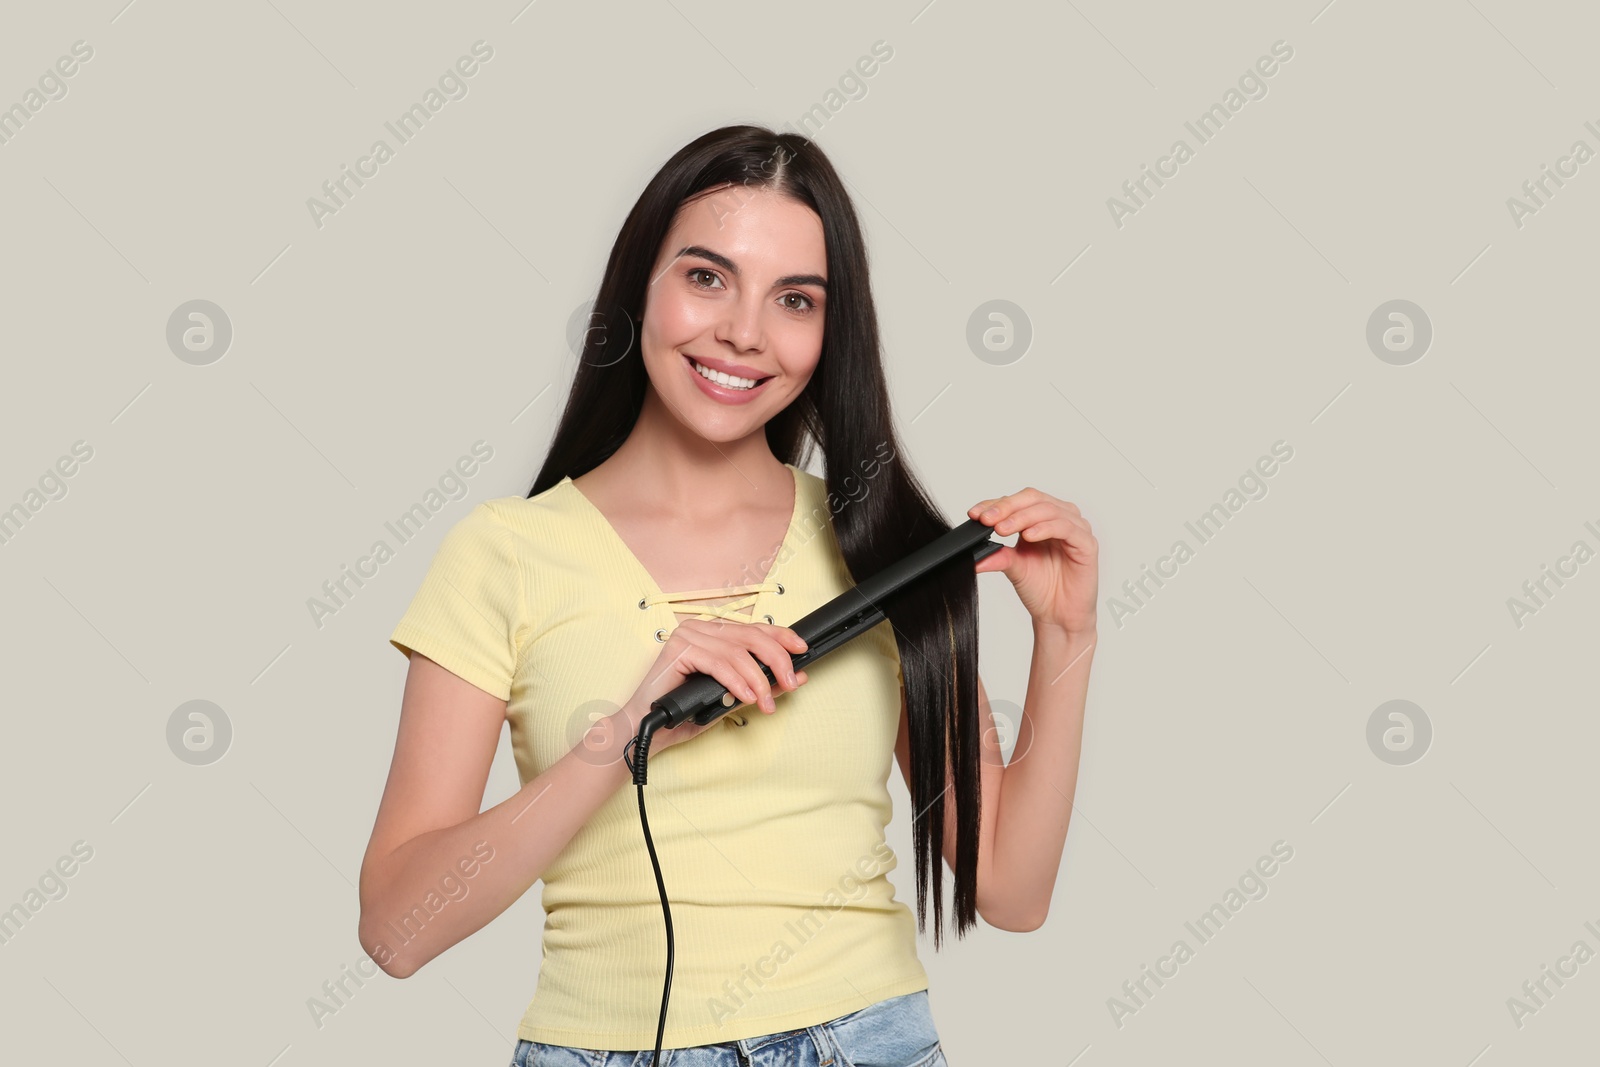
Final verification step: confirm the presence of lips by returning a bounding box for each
[684,355,771,383]
[685,354,771,387]
[682,353,774,404]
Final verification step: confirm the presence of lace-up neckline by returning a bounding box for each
[640,582,784,623]
[558,462,803,637]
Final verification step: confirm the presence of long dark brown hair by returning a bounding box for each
[528,124,982,946]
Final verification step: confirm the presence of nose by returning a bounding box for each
[716,293,766,352]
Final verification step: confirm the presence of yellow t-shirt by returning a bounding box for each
[388,462,928,1049]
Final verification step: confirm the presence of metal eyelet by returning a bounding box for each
[653,627,668,642]
[762,614,774,625]
[638,597,649,610]
[774,582,784,595]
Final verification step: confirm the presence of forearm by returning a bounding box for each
[989,622,1094,926]
[359,706,641,978]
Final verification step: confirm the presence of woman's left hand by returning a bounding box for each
[967,487,1098,636]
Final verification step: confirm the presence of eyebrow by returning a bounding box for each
[675,245,827,292]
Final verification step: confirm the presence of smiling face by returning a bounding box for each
[637,183,828,441]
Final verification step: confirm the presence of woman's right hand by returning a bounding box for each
[624,617,810,753]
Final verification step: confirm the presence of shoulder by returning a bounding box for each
[791,463,827,497]
[788,463,834,528]
[470,482,576,550]
[412,492,563,584]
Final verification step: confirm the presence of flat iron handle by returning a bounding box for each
[648,518,1000,730]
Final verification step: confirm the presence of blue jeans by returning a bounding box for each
[510,989,947,1066]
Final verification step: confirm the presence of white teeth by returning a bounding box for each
[691,358,762,390]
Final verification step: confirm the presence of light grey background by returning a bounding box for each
[2,0,1595,1063]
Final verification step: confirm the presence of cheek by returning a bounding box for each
[778,326,825,378]
[643,292,702,349]
[674,288,731,334]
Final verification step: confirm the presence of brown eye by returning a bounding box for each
[687,268,723,289]
[782,292,816,314]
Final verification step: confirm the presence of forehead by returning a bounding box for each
[664,184,826,272]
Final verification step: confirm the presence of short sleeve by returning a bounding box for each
[389,502,527,701]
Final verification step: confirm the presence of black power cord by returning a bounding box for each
[622,731,673,1064]
[618,517,1003,1063]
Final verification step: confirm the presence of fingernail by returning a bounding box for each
[981,507,999,519]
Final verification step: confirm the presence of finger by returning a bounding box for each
[678,621,805,709]
[657,624,727,687]
[714,636,779,712]
[968,488,1046,524]
[697,653,761,707]
[726,653,766,708]
[671,626,780,711]
[738,625,802,692]
[740,626,809,709]
[676,631,764,706]
[999,501,1089,539]
[973,542,1015,574]
[775,625,809,659]
[990,501,1065,537]
[754,625,803,688]
[1014,517,1099,561]
[967,495,1021,521]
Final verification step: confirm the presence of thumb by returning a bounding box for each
[974,544,1013,575]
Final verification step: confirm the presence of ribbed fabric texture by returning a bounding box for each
[388,462,929,1049]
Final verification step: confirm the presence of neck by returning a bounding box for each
[590,389,789,514]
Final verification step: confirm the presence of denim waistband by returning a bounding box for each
[736,1021,831,1060]
[514,988,941,1066]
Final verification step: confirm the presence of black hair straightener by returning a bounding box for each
[621,517,1002,1063]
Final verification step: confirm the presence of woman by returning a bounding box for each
[359,125,1098,1065]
